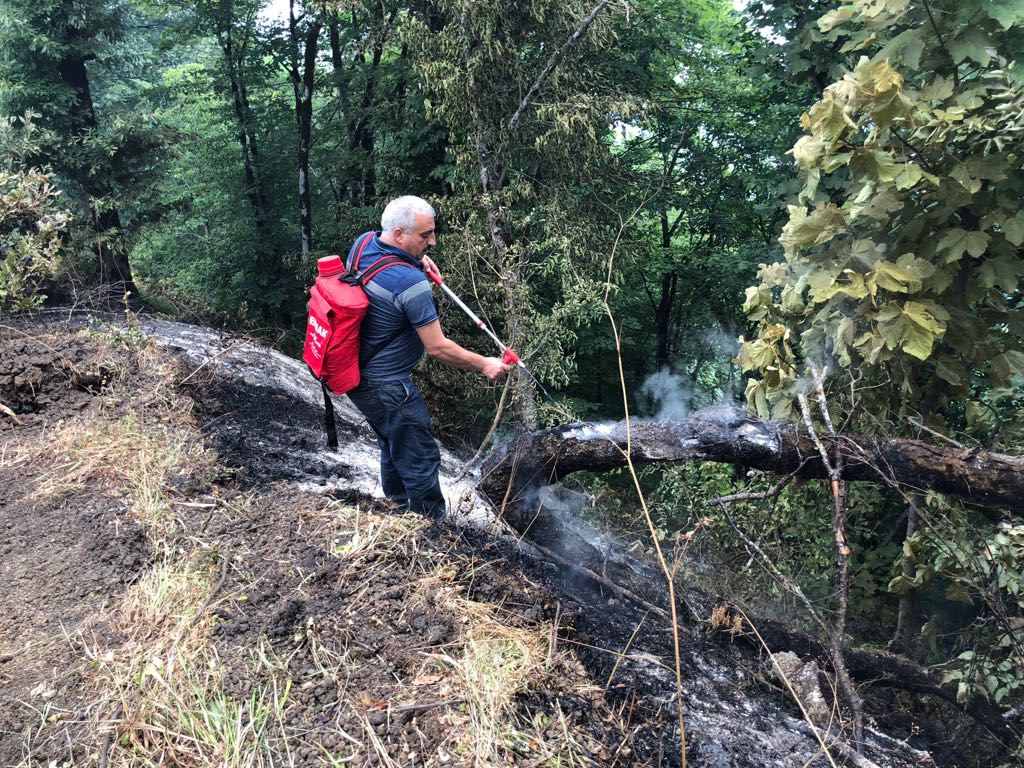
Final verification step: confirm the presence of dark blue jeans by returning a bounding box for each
[347,377,445,519]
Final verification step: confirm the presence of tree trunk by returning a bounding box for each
[58,54,135,291]
[289,3,322,258]
[478,407,1024,526]
[328,11,388,208]
[220,21,267,229]
[891,493,923,653]
[461,12,538,434]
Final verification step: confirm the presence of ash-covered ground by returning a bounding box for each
[0,313,942,767]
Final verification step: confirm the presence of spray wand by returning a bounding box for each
[426,268,553,402]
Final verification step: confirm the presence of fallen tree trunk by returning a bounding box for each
[478,406,1023,525]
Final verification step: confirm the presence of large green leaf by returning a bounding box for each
[977,253,1021,293]
[937,228,990,262]
[871,259,922,292]
[875,300,946,360]
[948,28,993,66]
[993,351,1024,382]
[850,148,899,182]
[986,0,1024,30]
[1003,212,1024,246]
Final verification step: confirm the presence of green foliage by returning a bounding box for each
[131,54,303,325]
[920,511,1024,715]
[0,113,70,311]
[0,0,173,287]
[739,0,1024,437]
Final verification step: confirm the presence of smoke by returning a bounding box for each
[638,327,744,419]
[519,483,639,578]
[640,370,695,420]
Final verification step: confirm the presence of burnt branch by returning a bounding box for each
[478,407,1024,529]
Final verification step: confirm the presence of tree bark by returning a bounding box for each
[288,2,322,258]
[478,407,1024,527]
[219,18,267,229]
[891,493,923,653]
[460,13,538,434]
[58,54,135,290]
[328,9,389,208]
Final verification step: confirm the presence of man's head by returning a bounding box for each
[380,196,436,259]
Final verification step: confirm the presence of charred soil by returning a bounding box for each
[0,317,959,767]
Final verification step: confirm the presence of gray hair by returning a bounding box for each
[381,195,435,232]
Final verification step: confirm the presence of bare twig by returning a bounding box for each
[388,698,465,714]
[177,341,244,385]
[797,392,834,475]
[602,208,687,767]
[0,401,21,425]
[191,553,231,628]
[727,605,841,768]
[907,416,966,449]
[527,539,670,621]
[606,612,649,689]
[713,465,808,505]
[715,499,831,638]
[800,368,863,745]
[455,375,512,481]
[507,0,615,131]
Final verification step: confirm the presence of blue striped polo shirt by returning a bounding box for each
[345,232,438,380]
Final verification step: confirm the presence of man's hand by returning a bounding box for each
[480,357,510,380]
[421,254,441,283]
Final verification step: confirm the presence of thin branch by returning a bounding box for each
[908,416,967,449]
[715,499,831,637]
[528,539,671,621]
[507,0,614,131]
[921,0,959,88]
[797,392,835,475]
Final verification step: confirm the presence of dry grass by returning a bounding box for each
[304,499,427,563]
[426,577,554,765]
[4,328,617,768]
[286,504,593,766]
[85,553,293,768]
[3,325,216,540]
[12,343,215,540]
[26,415,184,530]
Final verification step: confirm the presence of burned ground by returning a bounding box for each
[0,322,638,767]
[0,317,946,767]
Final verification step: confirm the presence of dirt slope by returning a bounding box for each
[0,316,936,767]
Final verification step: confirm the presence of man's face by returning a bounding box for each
[396,213,437,259]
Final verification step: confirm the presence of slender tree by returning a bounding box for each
[412,0,626,433]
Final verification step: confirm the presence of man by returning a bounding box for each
[345,195,509,519]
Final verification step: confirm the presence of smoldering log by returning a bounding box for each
[478,406,1024,526]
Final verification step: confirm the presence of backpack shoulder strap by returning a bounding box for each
[348,232,376,272]
[357,256,425,367]
[357,254,409,285]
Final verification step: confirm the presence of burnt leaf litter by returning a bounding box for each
[0,314,948,767]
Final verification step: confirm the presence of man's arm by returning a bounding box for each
[416,320,509,380]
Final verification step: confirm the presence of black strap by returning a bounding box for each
[355,254,408,284]
[322,382,338,449]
